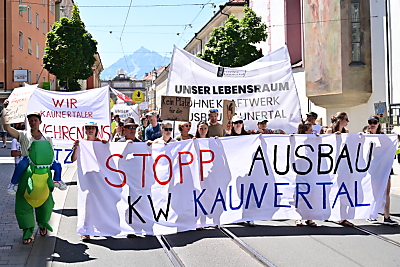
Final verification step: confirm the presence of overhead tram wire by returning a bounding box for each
[118,0,134,74]
[176,0,213,46]
[10,1,224,8]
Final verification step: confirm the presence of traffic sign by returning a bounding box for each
[132,90,144,104]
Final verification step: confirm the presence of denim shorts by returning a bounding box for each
[0,132,7,137]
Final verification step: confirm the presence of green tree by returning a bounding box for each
[198,6,268,67]
[43,5,97,91]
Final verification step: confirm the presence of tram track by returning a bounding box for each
[156,226,276,267]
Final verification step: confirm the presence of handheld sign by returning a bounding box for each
[222,100,235,131]
[0,85,37,125]
[160,96,190,121]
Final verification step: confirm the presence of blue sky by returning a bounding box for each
[75,0,226,68]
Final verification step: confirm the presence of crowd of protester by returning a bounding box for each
[104,109,399,229]
[4,102,398,243]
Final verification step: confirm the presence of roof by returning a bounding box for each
[143,66,167,80]
[184,0,248,51]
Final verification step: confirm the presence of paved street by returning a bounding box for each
[1,138,400,266]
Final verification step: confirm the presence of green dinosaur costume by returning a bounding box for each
[15,140,55,240]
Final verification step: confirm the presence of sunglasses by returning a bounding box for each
[233,121,243,124]
[184,124,191,127]
[125,126,137,130]
[163,128,173,131]
[343,118,349,121]
[209,109,218,113]
[368,120,378,125]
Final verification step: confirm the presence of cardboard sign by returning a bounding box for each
[160,96,190,121]
[374,102,389,123]
[0,85,37,125]
[222,100,235,131]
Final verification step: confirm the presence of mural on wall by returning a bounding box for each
[304,0,342,95]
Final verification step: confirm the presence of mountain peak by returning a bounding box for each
[101,47,171,80]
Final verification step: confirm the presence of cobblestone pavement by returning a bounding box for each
[0,139,32,266]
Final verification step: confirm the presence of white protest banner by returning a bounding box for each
[0,85,37,125]
[111,104,139,123]
[27,86,111,145]
[77,134,396,236]
[166,45,302,133]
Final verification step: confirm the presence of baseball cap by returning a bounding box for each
[124,122,139,128]
[232,115,243,123]
[306,111,318,117]
[84,122,98,127]
[257,117,268,123]
[368,115,379,121]
[146,110,158,116]
[27,111,41,120]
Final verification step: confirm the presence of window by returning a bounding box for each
[28,71,32,84]
[36,43,39,58]
[36,13,39,29]
[28,38,32,54]
[43,19,46,34]
[36,74,39,84]
[42,0,46,6]
[50,0,54,14]
[351,0,362,62]
[50,79,54,90]
[43,77,46,83]
[19,0,23,16]
[27,6,31,23]
[19,32,23,50]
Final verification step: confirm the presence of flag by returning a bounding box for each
[110,87,135,104]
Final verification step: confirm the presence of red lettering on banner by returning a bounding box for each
[52,98,64,108]
[51,98,78,108]
[153,154,173,185]
[178,151,194,183]
[41,124,110,141]
[132,154,151,187]
[199,150,215,181]
[70,98,77,108]
[104,154,126,187]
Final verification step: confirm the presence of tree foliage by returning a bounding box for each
[198,6,268,67]
[43,5,97,91]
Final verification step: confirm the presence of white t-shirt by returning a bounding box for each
[312,124,322,135]
[11,138,22,164]
[18,130,53,157]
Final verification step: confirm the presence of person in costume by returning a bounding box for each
[14,140,56,244]
[2,104,67,194]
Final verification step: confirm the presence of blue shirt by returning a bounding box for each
[145,123,162,141]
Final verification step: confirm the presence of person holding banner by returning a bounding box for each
[225,115,255,227]
[195,121,210,138]
[325,112,349,134]
[152,121,177,145]
[364,116,398,225]
[71,121,108,241]
[325,112,354,227]
[175,122,194,141]
[294,121,318,227]
[2,107,66,194]
[208,109,224,137]
[118,122,142,143]
[306,111,322,135]
[144,111,162,141]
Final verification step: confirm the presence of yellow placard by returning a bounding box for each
[132,90,144,104]
[110,98,114,109]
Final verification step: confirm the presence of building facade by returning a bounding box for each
[251,0,399,133]
[0,0,57,102]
